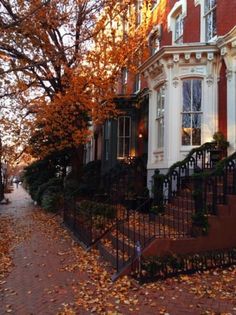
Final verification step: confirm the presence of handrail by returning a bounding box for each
[153,141,219,206]
[193,151,236,215]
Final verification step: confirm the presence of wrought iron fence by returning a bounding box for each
[153,141,218,207]
[137,248,236,283]
[63,196,120,248]
[199,152,236,215]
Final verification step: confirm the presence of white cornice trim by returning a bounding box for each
[139,44,218,74]
[217,26,236,48]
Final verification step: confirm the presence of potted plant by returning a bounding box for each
[210,131,229,165]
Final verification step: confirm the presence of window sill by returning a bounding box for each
[153,148,164,154]
[206,35,218,43]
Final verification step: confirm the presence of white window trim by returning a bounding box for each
[181,78,203,147]
[117,116,131,159]
[195,0,217,43]
[167,0,187,45]
[156,86,165,149]
[134,73,141,93]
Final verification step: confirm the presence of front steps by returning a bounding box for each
[97,179,236,279]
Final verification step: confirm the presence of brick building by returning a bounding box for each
[85,0,236,190]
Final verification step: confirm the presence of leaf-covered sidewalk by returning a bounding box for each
[0,187,236,315]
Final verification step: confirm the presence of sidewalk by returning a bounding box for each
[0,186,236,315]
[0,186,88,315]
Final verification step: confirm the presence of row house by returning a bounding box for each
[84,0,236,191]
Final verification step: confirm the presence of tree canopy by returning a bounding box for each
[0,0,153,160]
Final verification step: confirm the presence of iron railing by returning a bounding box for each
[138,248,236,282]
[153,141,218,207]
[112,187,197,274]
[63,196,120,248]
[198,152,236,215]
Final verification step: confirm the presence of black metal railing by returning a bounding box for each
[153,142,218,207]
[197,152,236,216]
[112,188,197,274]
[63,196,120,248]
[137,248,236,282]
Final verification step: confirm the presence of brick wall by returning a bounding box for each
[217,0,236,36]
[184,0,200,43]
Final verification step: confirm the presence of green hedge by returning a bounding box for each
[78,200,116,219]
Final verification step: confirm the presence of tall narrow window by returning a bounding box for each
[134,73,141,93]
[149,33,160,55]
[156,86,165,148]
[182,79,202,146]
[117,116,131,158]
[104,120,111,161]
[175,13,184,44]
[205,0,217,41]
[121,67,128,94]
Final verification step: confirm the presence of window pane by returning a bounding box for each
[157,87,165,118]
[212,9,217,37]
[182,113,191,145]
[104,121,110,139]
[150,35,160,55]
[124,138,130,156]
[118,117,124,137]
[157,118,164,148]
[205,0,217,12]
[105,140,109,160]
[175,14,183,43]
[118,138,123,157]
[192,114,201,145]
[125,117,130,137]
[156,86,165,148]
[183,80,191,112]
[193,80,202,111]
[182,113,191,128]
[182,129,191,145]
[192,113,201,129]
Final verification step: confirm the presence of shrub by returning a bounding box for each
[41,191,63,213]
[23,159,57,200]
[36,177,63,205]
[63,177,80,198]
[78,200,116,219]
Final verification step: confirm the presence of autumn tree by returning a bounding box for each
[0,0,154,176]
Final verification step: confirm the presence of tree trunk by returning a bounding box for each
[0,138,4,201]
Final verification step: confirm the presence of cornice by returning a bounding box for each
[139,44,218,75]
[217,26,236,49]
